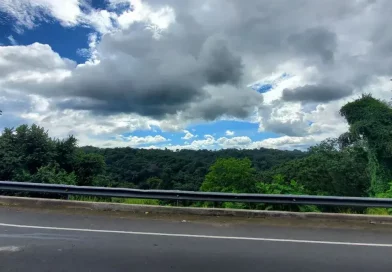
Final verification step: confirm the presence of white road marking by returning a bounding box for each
[0,222,391,247]
[0,246,22,252]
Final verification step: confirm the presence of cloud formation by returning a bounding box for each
[1,0,392,150]
[282,84,353,103]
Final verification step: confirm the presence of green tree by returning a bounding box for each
[14,124,55,174]
[80,145,304,190]
[146,176,163,189]
[74,151,106,186]
[54,135,78,173]
[260,138,370,197]
[0,128,22,180]
[0,125,57,180]
[256,174,317,212]
[340,94,392,195]
[257,174,305,195]
[30,164,76,185]
[200,157,256,193]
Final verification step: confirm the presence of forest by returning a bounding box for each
[0,94,391,212]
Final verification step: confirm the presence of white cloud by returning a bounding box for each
[61,133,168,148]
[116,134,168,145]
[225,130,235,136]
[169,134,216,150]
[82,9,118,34]
[0,0,119,34]
[166,134,318,151]
[0,0,82,30]
[248,136,319,150]
[0,0,177,35]
[7,35,18,45]
[181,130,195,140]
[217,136,252,148]
[117,0,176,33]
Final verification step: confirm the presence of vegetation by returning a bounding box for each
[1,95,392,213]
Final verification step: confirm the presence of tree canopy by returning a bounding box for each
[340,94,392,194]
[0,125,104,187]
[201,157,256,193]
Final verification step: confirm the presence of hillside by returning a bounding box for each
[80,146,306,191]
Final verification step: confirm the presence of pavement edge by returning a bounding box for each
[1,195,391,224]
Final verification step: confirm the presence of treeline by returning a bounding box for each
[80,146,305,191]
[0,125,105,187]
[199,94,392,205]
[0,124,305,191]
[0,94,391,206]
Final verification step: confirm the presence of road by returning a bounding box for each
[1,206,392,271]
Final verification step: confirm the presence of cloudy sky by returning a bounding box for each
[0,0,391,150]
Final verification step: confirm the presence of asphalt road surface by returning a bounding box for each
[2,206,392,271]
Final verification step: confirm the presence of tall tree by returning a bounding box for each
[0,125,56,179]
[0,128,21,180]
[54,135,78,173]
[340,94,392,195]
[14,124,55,174]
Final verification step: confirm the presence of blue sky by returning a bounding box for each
[1,22,91,63]
[119,120,281,148]
[2,0,388,150]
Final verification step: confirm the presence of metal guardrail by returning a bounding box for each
[1,181,392,208]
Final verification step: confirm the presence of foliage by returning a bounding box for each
[73,151,105,186]
[81,146,305,191]
[257,174,305,195]
[146,177,163,189]
[0,128,22,180]
[200,157,256,193]
[375,181,392,200]
[340,94,392,195]
[30,164,76,185]
[366,208,389,215]
[260,138,370,197]
[0,124,105,187]
[256,174,318,212]
[54,136,78,173]
[370,182,392,215]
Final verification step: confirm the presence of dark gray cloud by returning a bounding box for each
[45,22,247,118]
[263,120,309,137]
[282,84,353,103]
[186,85,262,121]
[199,36,243,85]
[288,27,337,63]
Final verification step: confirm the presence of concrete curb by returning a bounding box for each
[1,196,392,224]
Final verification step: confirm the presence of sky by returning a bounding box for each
[0,0,391,151]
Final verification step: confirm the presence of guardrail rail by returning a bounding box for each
[1,181,392,208]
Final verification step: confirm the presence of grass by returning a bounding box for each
[68,195,110,202]
[68,196,392,215]
[366,208,390,215]
[112,197,159,205]
[68,195,159,205]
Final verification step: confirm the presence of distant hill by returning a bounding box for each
[80,146,307,191]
